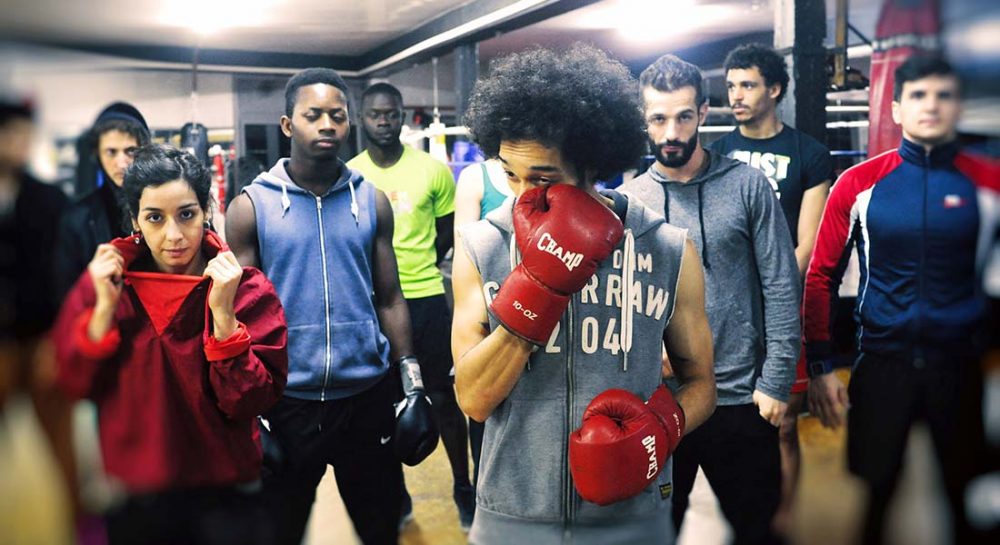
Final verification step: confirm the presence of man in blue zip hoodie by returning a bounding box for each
[621,54,801,545]
[226,68,414,545]
[805,54,999,545]
[453,44,717,545]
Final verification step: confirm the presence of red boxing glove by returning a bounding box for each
[491,184,623,344]
[569,385,686,506]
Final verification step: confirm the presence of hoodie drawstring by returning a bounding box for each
[261,171,358,224]
[660,183,671,223]
[697,183,710,270]
[348,178,359,225]
[661,181,708,270]
[620,228,636,371]
[508,223,533,369]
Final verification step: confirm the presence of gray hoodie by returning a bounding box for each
[459,192,687,544]
[621,153,800,404]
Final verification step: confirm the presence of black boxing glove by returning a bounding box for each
[394,356,439,466]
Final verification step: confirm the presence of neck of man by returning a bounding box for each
[738,110,783,139]
[903,132,957,155]
[287,153,343,195]
[367,139,404,168]
[654,144,709,183]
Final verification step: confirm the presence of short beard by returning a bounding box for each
[650,131,699,168]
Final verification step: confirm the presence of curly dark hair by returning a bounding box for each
[122,144,213,220]
[723,43,790,103]
[464,43,646,182]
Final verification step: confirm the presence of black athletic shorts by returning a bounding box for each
[406,294,455,392]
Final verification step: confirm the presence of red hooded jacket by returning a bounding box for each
[53,231,288,493]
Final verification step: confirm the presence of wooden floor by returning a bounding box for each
[306,367,988,545]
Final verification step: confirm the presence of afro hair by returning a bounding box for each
[464,43,646,182]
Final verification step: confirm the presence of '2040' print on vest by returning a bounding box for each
[483,248,672,356]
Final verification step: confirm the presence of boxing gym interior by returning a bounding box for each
[1,1,998,544]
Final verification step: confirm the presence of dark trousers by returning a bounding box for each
[261,374,402,545]
[672,403,783,545]
[848,352,993,545]
[106,486,269,545]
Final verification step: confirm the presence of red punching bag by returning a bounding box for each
[868,0,941,157]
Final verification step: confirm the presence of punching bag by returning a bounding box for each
[867,0,941,157]
[180,122,210,165]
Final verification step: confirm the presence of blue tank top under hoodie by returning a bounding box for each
[243,159,391,401]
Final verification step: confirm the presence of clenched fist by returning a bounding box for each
[204,250,243,339]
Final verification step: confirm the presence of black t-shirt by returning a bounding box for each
[710,125,832,246]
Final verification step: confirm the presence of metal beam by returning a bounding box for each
[357,0,605,77]
[3,37,359,73]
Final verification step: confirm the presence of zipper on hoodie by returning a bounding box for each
[563,299,576,543]
[315,195,335,400]
[915,152,930,366]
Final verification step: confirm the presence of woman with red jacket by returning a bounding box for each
[52,144,288,545]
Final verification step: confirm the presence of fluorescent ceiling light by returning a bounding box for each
[358,0,555,75]
[160,0,275,37]
[573,0,733,42]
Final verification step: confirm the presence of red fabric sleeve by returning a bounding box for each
[203,321,251,361]
[803,163,877,362]
[52,273,120,400]
[73,309,121,360]
[207,268,288,420]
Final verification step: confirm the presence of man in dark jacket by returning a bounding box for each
[805,54,999,545]
[55,102,149,298]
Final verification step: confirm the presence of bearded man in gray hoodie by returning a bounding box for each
[621,54,800,545]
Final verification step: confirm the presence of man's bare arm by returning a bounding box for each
[664,240,716,433]
[225,194,260,269]
[451,233,533,422]
[795,181,831,275]
[372,190,414,361]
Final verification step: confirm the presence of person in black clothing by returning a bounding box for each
[55,102,149,298]
[709,43,833,537]
[0,96,73,538]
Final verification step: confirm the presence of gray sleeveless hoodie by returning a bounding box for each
[459,192,687,545]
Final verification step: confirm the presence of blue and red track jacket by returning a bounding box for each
[804,138,1000,366]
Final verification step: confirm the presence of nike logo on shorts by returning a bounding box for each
[380,436,391,445]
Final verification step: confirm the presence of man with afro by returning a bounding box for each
[452,43,716,544]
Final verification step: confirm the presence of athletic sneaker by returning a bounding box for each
[399,488,414,532]
[454,482,475,533]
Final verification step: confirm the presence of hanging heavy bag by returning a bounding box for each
[394,356,439,466]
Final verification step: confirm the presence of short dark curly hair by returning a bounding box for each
[464,43,646,182]
[285,68,350,117]
[123,144,213,220]
[723,43,790,103]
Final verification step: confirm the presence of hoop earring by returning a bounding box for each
[130,229,142,245]
[203,220,212,231]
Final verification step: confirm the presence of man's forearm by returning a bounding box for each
[674,370,716,434]
[455,327,533,422]
[377,298,414,362]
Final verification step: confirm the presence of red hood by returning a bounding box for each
[111,229,231,336]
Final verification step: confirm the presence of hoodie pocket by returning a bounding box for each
[477,398,564,521]
[285,320,386,392]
